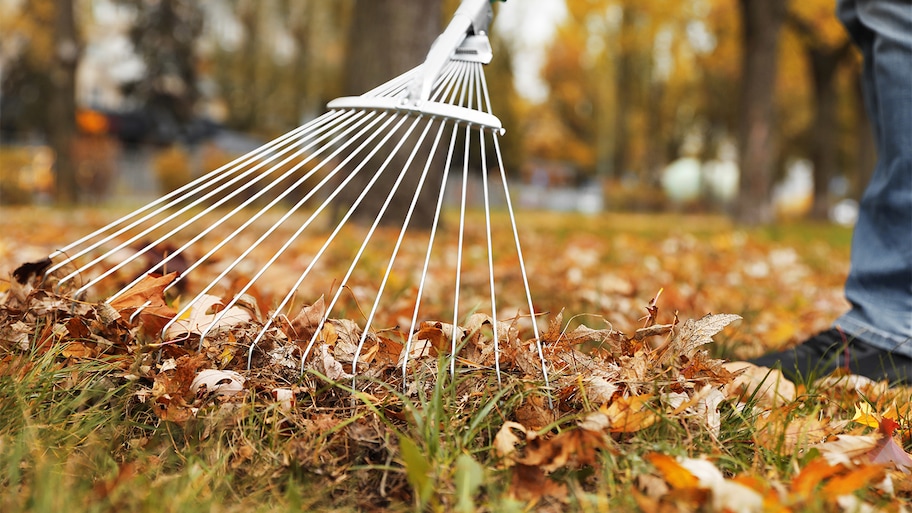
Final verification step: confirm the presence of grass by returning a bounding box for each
[1,334,909,511]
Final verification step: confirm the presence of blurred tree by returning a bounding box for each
[337,0,443,228]
[0,0,80,204]
[118,0,203,143]
[787,0,853,219]
[735,0,787,225]
[532,0,724,188]
[204,1,350,135]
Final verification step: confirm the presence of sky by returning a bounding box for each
[493,0,567,102]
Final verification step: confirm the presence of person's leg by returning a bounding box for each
[751,0,912,383]
[835,0,912,360]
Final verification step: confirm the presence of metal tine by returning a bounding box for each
[346,62,471,377]
[111,67,423,317]
[237,113,417,368]
[45,112,344,280]
[229,110,414,363]
[478,67,553,405]
[471,64,503,387]
[401,61,471,386]
[189,63,465,344]
[110,108,381,308]
[323,118,436,379]
[342,125,453,375]
[50,63,415,287]
[294,62,471,373]
[450,66,476,377]
[295,114,428,372]
[224,67,468,365]
[58,110,358,295]
[363,65,420,98]
[170,110,403,344]
[70,112,366,300]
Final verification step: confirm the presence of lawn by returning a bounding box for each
[1,205,908,512]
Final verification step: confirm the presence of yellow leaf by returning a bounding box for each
[851,402,880,429]
[606,394,659,433]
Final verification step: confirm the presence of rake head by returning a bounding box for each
[39,0,550,397]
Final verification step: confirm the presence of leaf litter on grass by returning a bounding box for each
[1,209,910,511]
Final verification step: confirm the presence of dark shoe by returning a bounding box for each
[749,328,912,384]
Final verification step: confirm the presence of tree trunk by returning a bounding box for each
[734,0,786,225]
[338,0,444,228]
[48,0,79,205]
[807,43,851,220]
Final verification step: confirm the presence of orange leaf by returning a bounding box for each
[821,464,885,496]
[790,457,843,497]
[109,273,177,312]
[647,453,699,490]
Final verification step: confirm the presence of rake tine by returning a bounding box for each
[48,111,344,283]
[105,110,371,306]
[177,110,401,345]
[298,115,426,373]
[352,121,446,376]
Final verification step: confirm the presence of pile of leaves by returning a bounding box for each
[3,254,912,512]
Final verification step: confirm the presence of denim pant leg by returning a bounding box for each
[835,0,912,357]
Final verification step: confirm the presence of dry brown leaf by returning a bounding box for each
[61,341,95,359]
[666,313,741,360]
[109,273,179,335]
[557,324,626,353]
[514,394,558,430]
[509,464,568,502]
[722,361,796,406]
[287,295,325,341]
[755,411,830,453]
[583,376,619,405]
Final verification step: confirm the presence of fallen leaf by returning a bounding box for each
[722,361,796,406]
[509,463,567,502]
[666,313,741,360]
[494,421,527,460]
[165,294,251,339]
[677,457,764,513]
[647,453,700,490]
[287,295,325,341]
[821,464,886,496]
[790,457,844,498]
[190,369,246,396]
[851,402,880,429]
[606,394,659,433]
[814,435,880,467]
[866,417,912,473]
[109,273,180,336]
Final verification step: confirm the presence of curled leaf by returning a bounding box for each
[190,369,246,396]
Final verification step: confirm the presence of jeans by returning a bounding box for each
[834,0,912,357]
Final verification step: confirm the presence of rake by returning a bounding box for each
[42,0,550,393]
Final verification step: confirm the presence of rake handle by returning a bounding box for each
[410,0,498,103]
